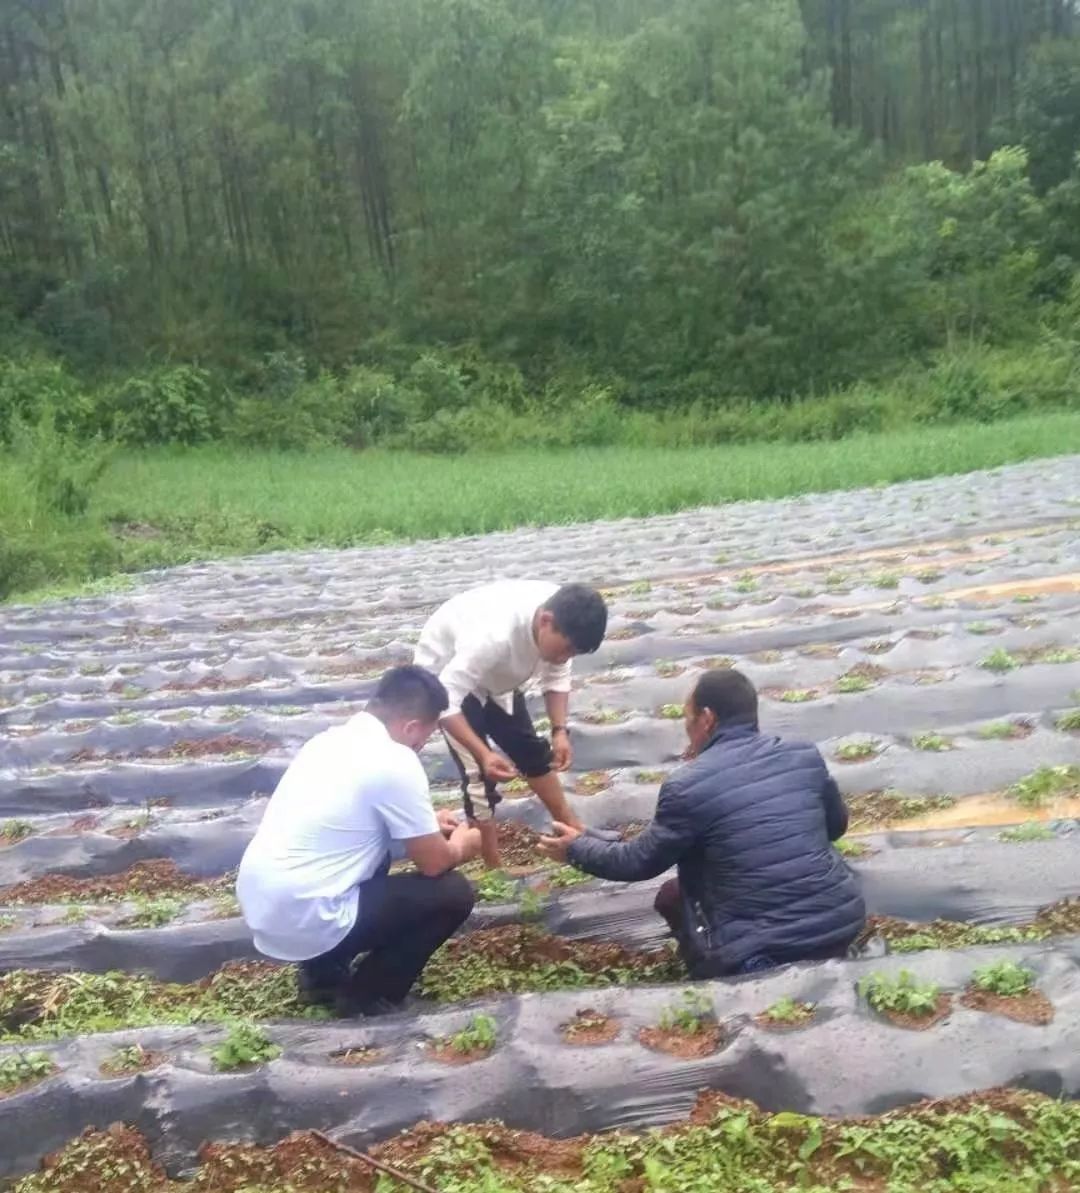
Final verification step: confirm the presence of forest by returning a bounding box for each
[3,1,1080,596]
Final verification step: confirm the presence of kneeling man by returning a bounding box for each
[540,669,865,977]
[237,665,481,1015]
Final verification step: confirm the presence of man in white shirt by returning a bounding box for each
[415,581,608,861]
[236,666,481,1016]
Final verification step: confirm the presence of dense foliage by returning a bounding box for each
[0,0,1079,450]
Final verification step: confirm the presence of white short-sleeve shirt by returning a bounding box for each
[414,580,573,717]
[236,712,438,961]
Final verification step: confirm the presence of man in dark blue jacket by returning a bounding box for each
[539,669,865,977]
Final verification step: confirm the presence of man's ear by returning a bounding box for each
[701,706,719,735]
[537,609,556,632]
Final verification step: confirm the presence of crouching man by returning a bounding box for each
[540,669,865,977]
[237,665,481,1016]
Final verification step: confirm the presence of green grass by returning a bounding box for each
[9,411,1080,602]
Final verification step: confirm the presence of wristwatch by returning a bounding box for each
[551,725,570,737]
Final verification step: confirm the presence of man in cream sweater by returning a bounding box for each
[415,581,608,862]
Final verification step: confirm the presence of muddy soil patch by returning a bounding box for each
[638,1021,724,1058]
[960,987,1055,1026]
[559,1009,620,1045]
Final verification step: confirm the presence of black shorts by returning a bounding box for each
[462,692,553,778]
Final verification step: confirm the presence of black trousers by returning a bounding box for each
[300,870,474,1009]
[444,692,554,819]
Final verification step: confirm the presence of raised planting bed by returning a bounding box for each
[0,859,233,905]
[858,897,1080,955]
[417,925,684,1002]
[8,1086,1080,1192]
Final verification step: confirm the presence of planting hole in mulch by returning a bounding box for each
[754,1000,817,1032]
[560,1009,619,1045]
[99,1045,165,1078]
[575,771,612,796]
[874,994,953,1031]
[639,1021,723,1059]
[960,987,1055,1026]
[329,1046,383,1066]
[425,1040,492,1065]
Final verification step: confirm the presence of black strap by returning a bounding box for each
[440,729,501,820]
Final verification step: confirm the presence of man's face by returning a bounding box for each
[683,696,716,759]
[388,716,440,753]
[535,612,576,666]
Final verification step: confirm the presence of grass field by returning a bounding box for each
[7,410,1080,603]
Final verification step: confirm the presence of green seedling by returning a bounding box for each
[859,970,941,1017]
[977,721,1024,740]
[0,820,33,844]
[100,1043,159,1076]
[1056,709,1080,732]
[779,689,818,704]
[582,707,628,725]
[635,770,666,784]
[545,865,591,889]
[734,574,758,593]
[658,704,684,720]
[0,1051,55,1091]
[971,961,1035,997]
[59,905,89,926]
[965,621,999,636]
[916,569,944,584]
[444,1014,497,1055]
[835,673,873,694]
[761,996,814,1025]
[1036,646,1080,665]
[912,733,953,752]
[210,1022,281,1071]
[836,740,879,763]
[999,822,1054,843]
[1009,765,1080,808]
[658,989,713,1035]
[25,693,50,707]
[474,870,517,904]
[518,888,544,921]
[979,648,1019,673]
[629,581,652,595]
[835,837,869,857]
[825,571,847,588]
[109,711,140,726]
[1013,593,1040,604]
[120,896,185,928]
[654,660,683,678]
[871,572,900,590]
[0,915,15,933]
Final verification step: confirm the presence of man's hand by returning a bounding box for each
[449,821,483,864]
[538,821,584,864]
[436,809,460,838]
[480,750,518,783]
[551,728,572,772]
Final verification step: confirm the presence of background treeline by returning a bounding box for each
[2,0,1080,452]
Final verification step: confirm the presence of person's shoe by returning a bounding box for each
[296,970,339,1011]
[335,991,401,1018]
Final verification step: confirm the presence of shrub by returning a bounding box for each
[104,364,220,445]
[0,355,82,442]
[1009,765,1080,807]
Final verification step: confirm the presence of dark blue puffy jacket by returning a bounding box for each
[567,723,865,975]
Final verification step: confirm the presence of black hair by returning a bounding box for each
[369,665,449,721]
[691,668,758,729]
[544,583,608,653]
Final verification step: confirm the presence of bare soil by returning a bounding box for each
[329,1046,384,1066]
[639,1022,723,1058]
[574,771,612,796]
[960,987,1055,1026]
[560,1009,620,1045]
